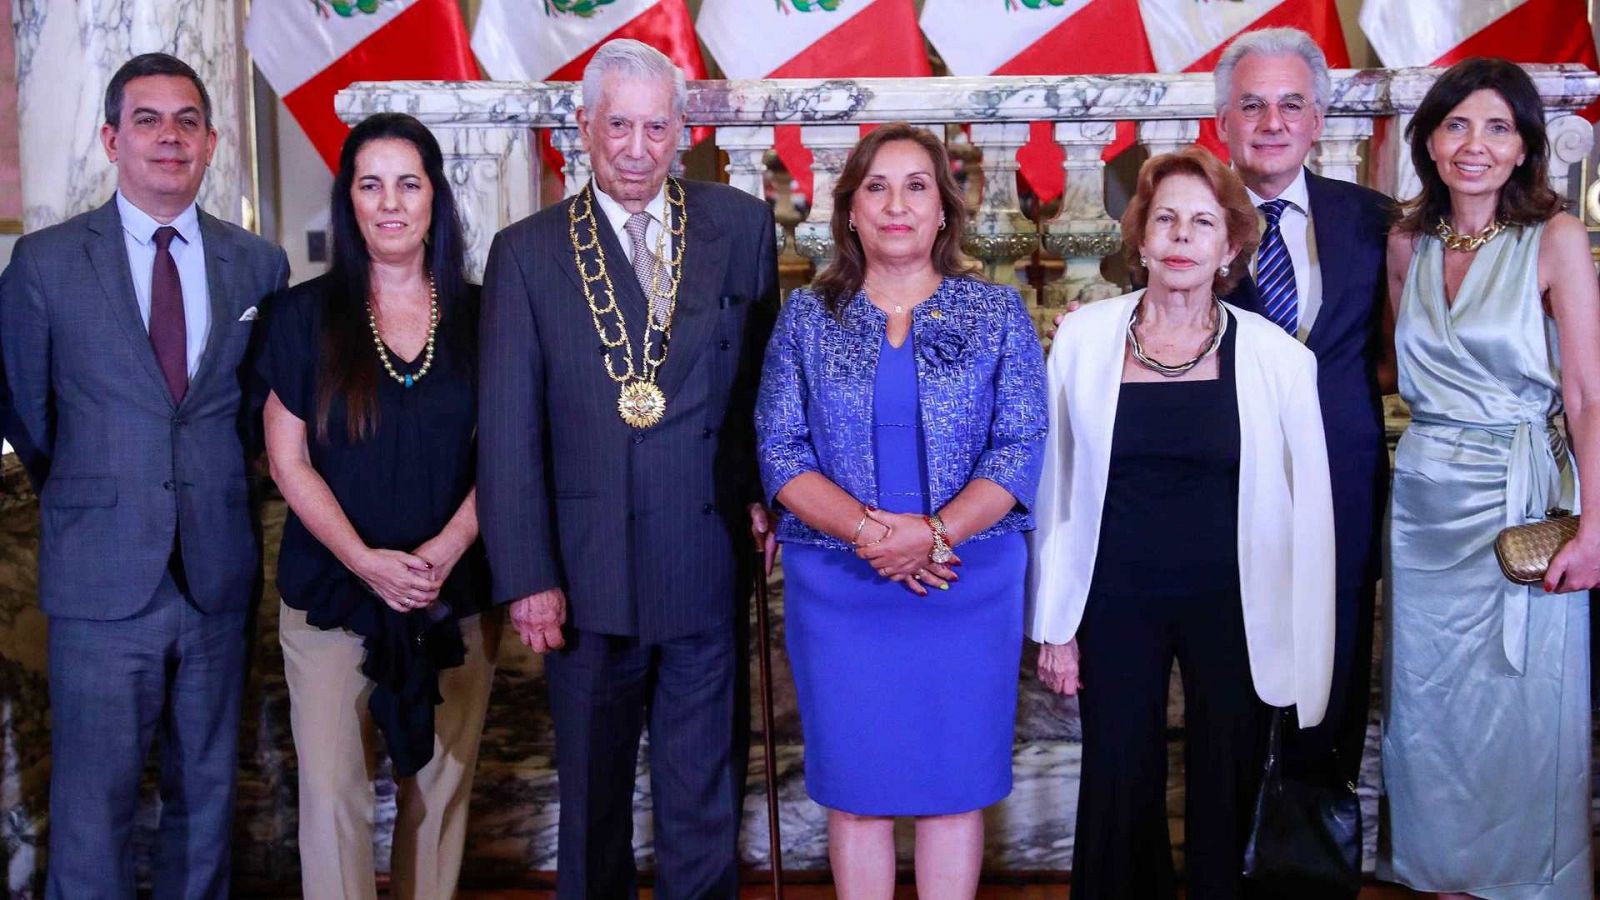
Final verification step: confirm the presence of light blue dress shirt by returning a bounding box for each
[117,191,210,377]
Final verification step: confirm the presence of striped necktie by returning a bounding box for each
[1255,198,1299,336]
[624,211,672,327]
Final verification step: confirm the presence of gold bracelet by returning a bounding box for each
[851,513,871,546]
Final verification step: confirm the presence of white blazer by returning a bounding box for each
[1025,291,1336,726]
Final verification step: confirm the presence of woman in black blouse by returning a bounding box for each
[260,113,497,899]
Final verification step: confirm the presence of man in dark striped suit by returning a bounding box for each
[478,39,779,899]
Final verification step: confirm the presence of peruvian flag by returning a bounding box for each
[922,0,1347,203]
[698,0,929,204]
[921,0,1156,204]
[1360,0,1599,119]
[473,0,706,183]
[473,0,705,85]
[1141,0,1349,158]
[246,0,479,169]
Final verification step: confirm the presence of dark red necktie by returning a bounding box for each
[149,225,188,404]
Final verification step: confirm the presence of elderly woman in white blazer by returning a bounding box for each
[1027,146,1336,900]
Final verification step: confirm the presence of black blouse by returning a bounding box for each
[258,272,488,776]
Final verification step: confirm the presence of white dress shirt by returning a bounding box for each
[117,192,210,377]
[1246,168,1322,341]
[592,181,674,266]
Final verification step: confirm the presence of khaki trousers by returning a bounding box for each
[280,601,503,900]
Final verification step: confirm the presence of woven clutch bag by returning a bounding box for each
[1494,509,1581,585]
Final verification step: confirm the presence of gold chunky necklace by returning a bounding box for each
[1436,218,1506,252]
[367,275,438,389]
[568,179,687,428]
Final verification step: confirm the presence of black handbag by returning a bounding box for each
[1242,707,1362,890]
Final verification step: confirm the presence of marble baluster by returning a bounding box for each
[1136,119,1200,158]
[1309,116,1374,184]
[1042,120,1122,317]
[1544,113,1595,202]
[793,124,857,267]
[12,0,248,231]
[966,122,1039,300]
[551,127,592,199]
[429,124,535,282]
[717,125,775,201]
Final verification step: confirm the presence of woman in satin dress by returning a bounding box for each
[1382,57,1600,899]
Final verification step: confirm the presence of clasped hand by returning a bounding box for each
[854,509,960,597]
[353,548,441,614]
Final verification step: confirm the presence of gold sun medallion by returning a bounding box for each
[617,381,667,429]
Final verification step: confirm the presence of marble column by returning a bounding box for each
[11,0,249,232]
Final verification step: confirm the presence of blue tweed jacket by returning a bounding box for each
[756,275,1048,550]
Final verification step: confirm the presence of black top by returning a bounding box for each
[1090,310,1241,598]
[258,272,487,776]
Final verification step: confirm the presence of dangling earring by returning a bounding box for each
[939,214,947,231]
[1139,255,1149,268]
[1218,263,1230,277]
[848,219,857,232]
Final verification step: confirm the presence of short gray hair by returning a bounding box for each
[581,39,688,118]
[1213,27,1332,115]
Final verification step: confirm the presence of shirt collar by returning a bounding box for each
[591,180,669,238]
[116,191,200,247]
[1245,167,1309,216]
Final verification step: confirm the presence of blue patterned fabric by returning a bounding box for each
[1256,198,1299,335]
[756,275,1048,550]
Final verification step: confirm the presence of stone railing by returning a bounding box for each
[337,65,1600,329]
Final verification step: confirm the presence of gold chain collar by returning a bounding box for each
[1436,218,1507,253]
[567,178,688,428]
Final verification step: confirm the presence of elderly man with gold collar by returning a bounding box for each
[477,38,779,899]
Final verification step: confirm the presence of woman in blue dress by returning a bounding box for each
[756,122,1048,898]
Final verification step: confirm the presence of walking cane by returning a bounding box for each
[753,545,785,898]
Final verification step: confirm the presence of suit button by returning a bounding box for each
[702,503,715,514]
[719,339,731,351]
[172,417,187,427]
[702,428,714,439]
[598,345,608,355]
[632,433,645,445]
[162,480,174,491]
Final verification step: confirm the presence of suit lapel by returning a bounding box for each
[1304,171,1348,352]
[84,198,174,407]
[183,210,237,405]
[657,183,725,400]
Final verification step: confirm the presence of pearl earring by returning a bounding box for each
[848,219,857,232]
[1218,263,1230,277]
[1139,255,1149,267]
[939,215,947,231]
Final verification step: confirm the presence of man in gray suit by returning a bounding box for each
[479,39,778,899]
[0,54,288,898]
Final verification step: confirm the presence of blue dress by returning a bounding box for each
[783,331,1026,816]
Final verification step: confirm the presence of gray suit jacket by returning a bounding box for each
[0,197,289,619]
[478,180,779,642]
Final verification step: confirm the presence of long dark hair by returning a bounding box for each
[812,123,981,314]
[318,113,468,443]
[1397,57,1567,234]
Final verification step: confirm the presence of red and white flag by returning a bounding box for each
[473,0,706,184]
[473,0,705,84]
[1360,0,1599,119]
[922,0,1346,201]
[921,0,1155,203]
[247,0,479,169]
[699,0,929,203]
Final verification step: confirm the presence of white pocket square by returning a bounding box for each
[238,306,259,322]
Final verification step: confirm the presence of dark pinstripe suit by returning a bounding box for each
[479,179,778,898]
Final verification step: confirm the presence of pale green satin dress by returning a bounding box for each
[1382,222,1593,898]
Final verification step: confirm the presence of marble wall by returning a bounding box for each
[9,0,248,231]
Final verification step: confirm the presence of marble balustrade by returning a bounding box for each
[337,65,1600,326]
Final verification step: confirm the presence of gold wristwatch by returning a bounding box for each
[926,514,953,564]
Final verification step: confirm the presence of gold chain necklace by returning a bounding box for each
[367,275,438,389]
[1436,218,1506,252]
[568,179,687,428]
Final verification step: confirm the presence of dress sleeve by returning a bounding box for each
[257,288,316,422]
[755,290,823,507]
[971,286,1049,510]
